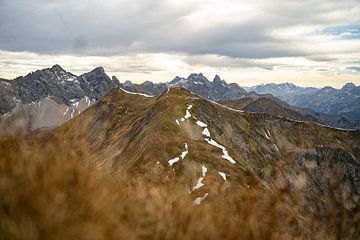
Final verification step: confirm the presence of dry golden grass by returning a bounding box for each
[0,130,358,240]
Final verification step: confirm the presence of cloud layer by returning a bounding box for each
[0,0,359,86]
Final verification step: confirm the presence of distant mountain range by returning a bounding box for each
[244,82,360,119]
[1,65,359,130]
[219,92,360,130]
[243,83,318,97]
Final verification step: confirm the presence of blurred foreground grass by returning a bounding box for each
[0,130,358,240]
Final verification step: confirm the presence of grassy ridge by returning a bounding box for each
[0,132,358,240]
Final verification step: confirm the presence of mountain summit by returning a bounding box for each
[122,73,246,101]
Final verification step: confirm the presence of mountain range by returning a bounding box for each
[245,82,360,119]
[31,86,359,188]
[0,65,119,128]
[31,87,360,224]
[0,65,359,130]
[1,66,360,238]
[219,92,360,129]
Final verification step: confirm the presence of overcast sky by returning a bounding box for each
[0,0,359,87]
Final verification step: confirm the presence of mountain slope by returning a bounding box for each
[3,86,359,238]
[35,87,360,198]
[219,93,360,129]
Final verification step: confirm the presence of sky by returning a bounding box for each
[0,0,359,88]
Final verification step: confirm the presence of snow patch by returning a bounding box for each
[195,120,207,127]
[65,77,76,82]
[176,119,180,125]
[120,87,154,98]
[192,177,205,191]
[70,108,76,118]
[205,138,236,164]
[72,101,79,108]
[168,143,188,166]
[194,193,209,205]
[273,144,279,151]
[85,96,91,106]
[183,104,192,119]
[191,165,208,192]
[184,110,191,119]
[63,107,69,116]
[202,165,207,176]
[180,143,189,159]
[202,128,210,137]
[194,119,211,137]
[218,172,227,181]
[264,131,271,140]
[168,157,180,166]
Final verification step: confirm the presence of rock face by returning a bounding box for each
[0,96,95,130]
[120,73,247,101]
[4,64,120,107]
[0,79,16,114]
[0,65,120,129]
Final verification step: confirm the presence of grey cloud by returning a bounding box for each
[347,66,360,72]
[182,54,274,70]
[0,0,359,61]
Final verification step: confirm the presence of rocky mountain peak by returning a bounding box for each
[50,64,66,73]
[213,74,221,81]
[342,82,356,91]
[188,73,208,81]
[89,66,106,75]
[168,76,184,85]
[112,76,120,83]
[213,75,224,85]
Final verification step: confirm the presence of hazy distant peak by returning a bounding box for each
[341,82,356,91]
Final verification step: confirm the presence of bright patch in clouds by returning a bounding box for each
[0,0,359,87]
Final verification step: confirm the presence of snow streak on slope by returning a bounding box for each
[195,120,207,127]
[191,165,208,192]
[218,172,227,181]
[184,104,192,119]
[204,138,236,164]
[120,87,154,98]
[202,128,211,137]
[194,193,209,205]
[181,102,236,165]
[168,143,188,166]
